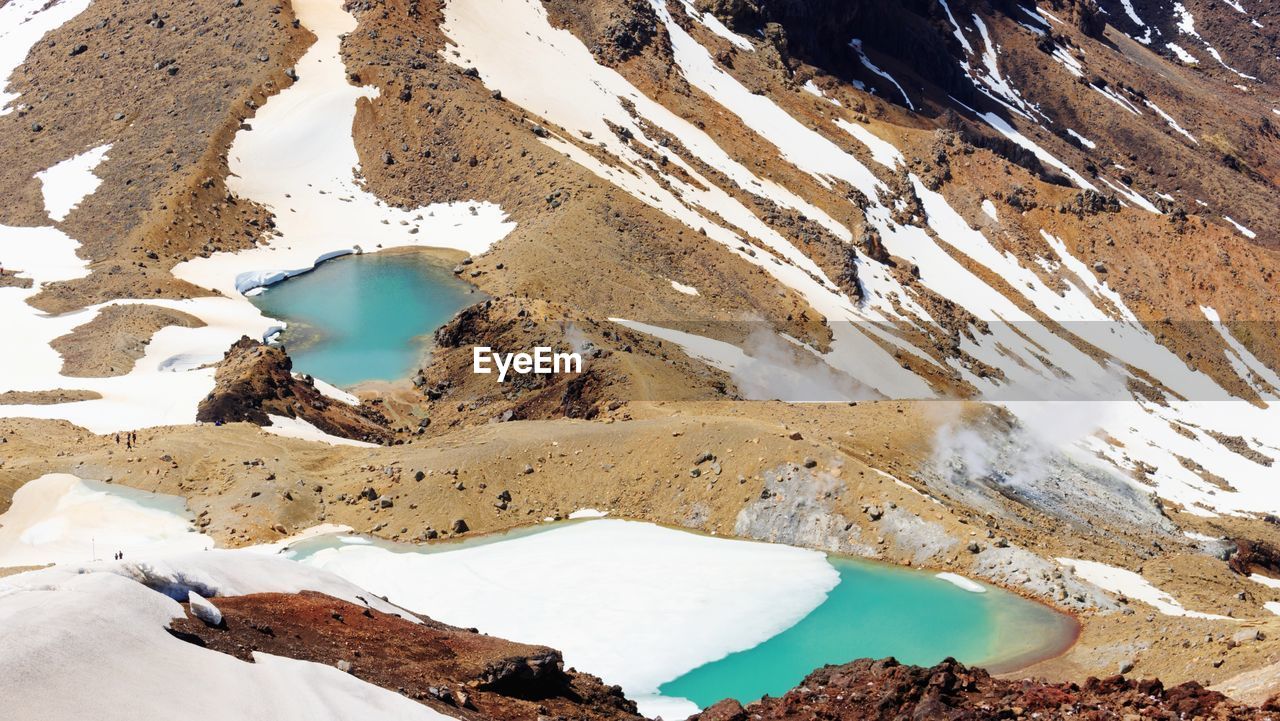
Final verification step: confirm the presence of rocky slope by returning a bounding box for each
[170,590,642,721]
[196,336,393,444]
[4,0,1280,714]
[688,657,1280,721]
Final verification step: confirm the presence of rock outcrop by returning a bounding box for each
[196,336,392,444]
[687,657,1280,721]
[169,590,643,721]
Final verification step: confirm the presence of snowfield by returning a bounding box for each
[0,473,213,567]
[289,519,841,718]
[0,472,456,720]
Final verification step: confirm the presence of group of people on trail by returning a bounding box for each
[112,551,124,561]
[113,431,139,449]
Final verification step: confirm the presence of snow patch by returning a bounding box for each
[1058,558,1230,619]
[849,39,915,110]
[669,280,700,296]
[1223,216,1257,239]
[35,144,112,222]
[567,508,608,519]
[981,199,999,221]
[263,414,379,448]
[0,473,213,567]
[936,572,986,593]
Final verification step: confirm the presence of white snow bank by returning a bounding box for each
[936,572,986,593]
[1058,558,1230,619]
[311,376,360,405]
[835,119,903,168]
[0,473,212,567]
[674,0,752,51]
[0,571,453,721]
[177,0,515,304]
[669,280,700,296]
[1168,42,1199,64]
[981,199,999,221]
[1250,574,1280,590]
[1066,128,1096,149]
[263,414,379,448]
[849,39,914,110]
[35,144,111,222]
[11,549,415,618]
[289,519,839,718]
[567,508,608,519]
[1223,216,1257,239]
[0,0,93,114]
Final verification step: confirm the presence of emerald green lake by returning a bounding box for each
[283,521,1077,714]
[247,251,477,387]
[659,556,1077,708]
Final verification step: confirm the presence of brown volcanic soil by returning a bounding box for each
[0,389,101,404]
[169,591,642,721]
[339,0,833,354]
[413,295,736,432]
[0,0,311,313]
[51,303,204,377]
[0,269,33,289]
[689,657,1280,721]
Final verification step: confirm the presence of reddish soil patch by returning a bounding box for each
[169,590,642,721]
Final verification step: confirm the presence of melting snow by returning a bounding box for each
[669,280,700,296]
[290,519,840,719]
[263,414,379,448]
[0,473,213,567]
[835,119,903,168]
[1066,128,1097,149]
[1058,558,1230,619]
[936,572,986,593]
[35,144,112,222]
[0,0,515,433]
[1168,42,1200,65]
[1143,100,1197,144]
[981,199,999,221]
[1223,216,1257,239]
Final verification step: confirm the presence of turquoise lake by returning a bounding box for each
[659,556,1076,708]
[284,522,1077,712]
[247,251,477,387]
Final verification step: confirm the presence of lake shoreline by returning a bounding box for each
[284,516,1081,715]
[248,249,482,388]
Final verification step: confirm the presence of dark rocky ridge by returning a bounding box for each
[169,590,643,721]
[196,336,393,444]
[688,657,1280,721]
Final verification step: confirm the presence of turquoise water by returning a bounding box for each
[660,557,1076,708]
[247,252,477,387]
[285,522,1077,711]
